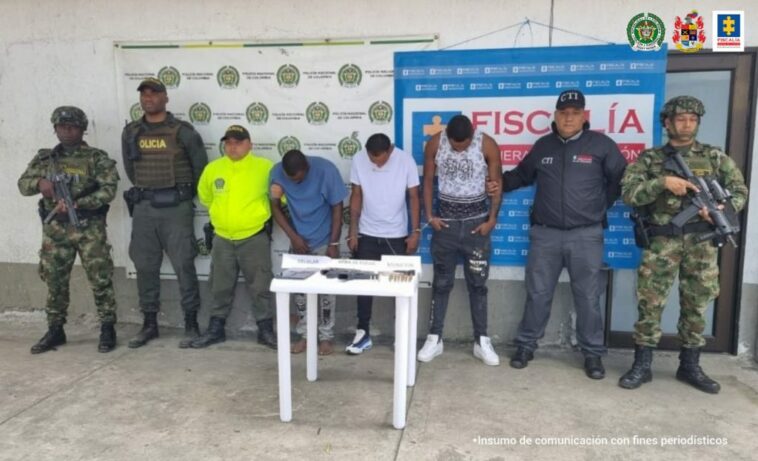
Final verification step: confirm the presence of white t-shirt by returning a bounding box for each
[349,147,420,238]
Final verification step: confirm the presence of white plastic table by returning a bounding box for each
[269,255,420,429]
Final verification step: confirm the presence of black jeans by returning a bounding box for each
[354,234,407,333]
[429,216,491,340]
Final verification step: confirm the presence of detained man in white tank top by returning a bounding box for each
[418,115,503,366]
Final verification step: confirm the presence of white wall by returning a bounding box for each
[1,0,756,275]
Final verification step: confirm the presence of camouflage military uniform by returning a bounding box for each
[621,142,747,347]
[18,143,120,326]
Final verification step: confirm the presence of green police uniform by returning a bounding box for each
[121,111,208,344]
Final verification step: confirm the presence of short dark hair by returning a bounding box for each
[365,133,391,155]
[282,150,308,176]
[445,115,473,142]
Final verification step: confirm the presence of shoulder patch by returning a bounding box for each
[36,148,53,160]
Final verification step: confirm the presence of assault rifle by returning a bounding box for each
[44,172,80,227]
[664,149,740,248]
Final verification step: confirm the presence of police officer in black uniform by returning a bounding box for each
[122,78,208,348]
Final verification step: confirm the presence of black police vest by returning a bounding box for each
[133,123,193,188]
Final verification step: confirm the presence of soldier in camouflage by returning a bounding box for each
[18,106,120,354]
[619,96,748,394]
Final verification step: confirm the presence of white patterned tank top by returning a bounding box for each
[434,130,488,219]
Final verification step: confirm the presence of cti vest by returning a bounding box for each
[132,120,193,188]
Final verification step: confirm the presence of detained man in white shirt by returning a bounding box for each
[345,133,421,354]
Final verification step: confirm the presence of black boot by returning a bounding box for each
[619,345,653,389]
[189,317,226,348]
[509,346,534,369]
[178,311,200,349]
[30,324,66,354]
[98,322,116,353]
[128,312,159,349]
[257,318,277,350]
[676,347,721,394]
[584,356,605,380]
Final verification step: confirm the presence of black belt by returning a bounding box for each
[532,222,602,231]
[647,221,711,237]
[137,184,193,202]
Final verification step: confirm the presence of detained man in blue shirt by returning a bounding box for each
[270,150,347,355]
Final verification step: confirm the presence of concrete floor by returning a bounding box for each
[0,312,756,461]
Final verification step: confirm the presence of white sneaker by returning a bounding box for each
[417,334,443,362]
[473,336,500,366]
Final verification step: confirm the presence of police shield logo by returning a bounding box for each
[217,65,240,89]
[246,102,269,125]
[673,10,705,53]
[188,103,212,125]
[129,102,144,121]
[277,136,301,157]
[368,101,393,124]
[157,66,181,89]
[306,102,330,125]
[277,64,300,88]
[338,132,361,159]
[338,64,362,88]
[626,12,666,51]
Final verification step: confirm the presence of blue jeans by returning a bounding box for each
[429,216,491,340]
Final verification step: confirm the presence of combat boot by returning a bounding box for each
[98,322,116,353]
[178,311,200,349]
[676,347,721,394]
[30,324,66,354]
[189,317,226,348]
[256,318,277,350]
[128,312,159,348]
[618,345,653,389]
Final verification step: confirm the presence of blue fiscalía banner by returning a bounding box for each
[394,44,667,269]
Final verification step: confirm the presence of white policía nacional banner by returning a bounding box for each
[114,36,437,279]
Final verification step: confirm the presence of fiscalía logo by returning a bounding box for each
[277,136,301,157]
[626,12,666,51]
[276,64,300,88]
[157,66,181,89]
[338,132,361,159]
[306,102,330,125]
[188,103,212,124]
[217,65,240,89]
[246,102,269,125]
[129,102,144,121]
[713,11,745,52]
[368,101,393,124]
[673,10,705,53]
[338,64,362,88]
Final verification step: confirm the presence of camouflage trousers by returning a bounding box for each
[633,234,719,347]
[38,217,116,326]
